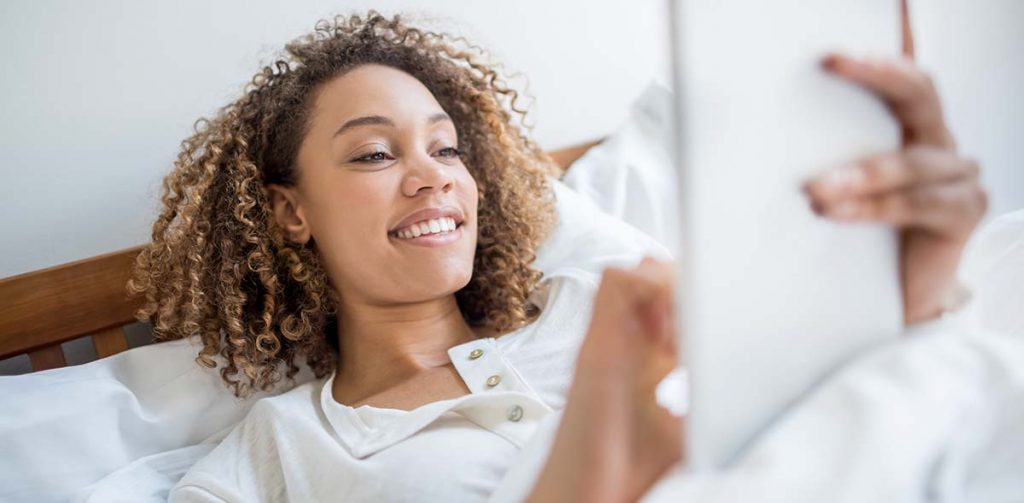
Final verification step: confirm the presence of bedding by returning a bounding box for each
[642,310,1024,502]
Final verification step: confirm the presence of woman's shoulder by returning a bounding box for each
[168,378,328,502]
[226,377,333,446]
[247,377,324,419]
[493,267,602,360]
[531,265,600,306]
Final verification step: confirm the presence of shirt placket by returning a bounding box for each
[448,338,554,447]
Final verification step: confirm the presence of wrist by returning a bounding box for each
[905,279,972,327]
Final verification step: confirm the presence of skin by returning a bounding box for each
[272,55,985,499]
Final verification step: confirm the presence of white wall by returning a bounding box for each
[1,1,1021,278]
[0,0,670,277]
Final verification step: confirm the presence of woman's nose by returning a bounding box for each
[402,154,454,197]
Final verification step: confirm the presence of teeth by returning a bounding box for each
[395,217,459,239]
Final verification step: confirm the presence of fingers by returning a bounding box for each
[803,146,979,201]
[802,147,985,239]
[601,257,675,305]
[634,256,676,301]
[822,53,954,148]
[597,257,677,344]
[811,178,987,239]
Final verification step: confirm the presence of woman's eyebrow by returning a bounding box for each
[334,115,393,137]
[333,112,452,138]
[425,112,452,125]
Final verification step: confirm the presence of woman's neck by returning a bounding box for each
[332,294,478,406]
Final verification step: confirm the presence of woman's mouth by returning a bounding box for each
[389,217,464,247]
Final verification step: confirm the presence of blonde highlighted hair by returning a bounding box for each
[128,11,559,398]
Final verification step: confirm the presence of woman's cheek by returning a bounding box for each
[458,169,479,215]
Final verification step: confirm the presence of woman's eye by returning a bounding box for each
[353,151,392,163]
[436,147,463,158]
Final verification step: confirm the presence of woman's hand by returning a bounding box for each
[803,54,988,325]
[527,257,682,502]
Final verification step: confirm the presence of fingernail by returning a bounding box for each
[876,156,902,178]
[821,53,840,70]
[821,165,864,194]
[832,201,861,218]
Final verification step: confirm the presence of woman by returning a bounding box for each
[133,11,986,502]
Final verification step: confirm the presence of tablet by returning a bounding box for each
[667,0,905,469]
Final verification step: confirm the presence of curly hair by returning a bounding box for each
[127,11,560,398]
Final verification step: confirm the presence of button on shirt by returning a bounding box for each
[168,179,673,502]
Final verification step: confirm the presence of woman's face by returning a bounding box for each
[270,64,478,307]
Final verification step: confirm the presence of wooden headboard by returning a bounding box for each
[0,140,601,373]
[0,247,143,370]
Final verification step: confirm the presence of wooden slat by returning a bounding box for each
[27,345,67,371]
[92,327,129,358]
[0,246,144,360]
[901,0,915,59]
[548,139,603,173]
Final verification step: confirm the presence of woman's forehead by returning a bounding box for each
[312,64,448,127]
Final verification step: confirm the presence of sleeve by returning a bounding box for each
[167,444,251,503]
[0,338,272,503]
[901,308,969,338]
[959,208,1024,337]
[168,484,235,503]
[485,410,564,503]
[167,401,282,503]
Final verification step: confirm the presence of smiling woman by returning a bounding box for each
[128,12,560,400]
[140,10,680,502]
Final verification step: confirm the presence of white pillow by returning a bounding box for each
[561,82,681,253]
[0,336,305,502]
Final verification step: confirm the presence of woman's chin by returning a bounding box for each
[392,266,473,301]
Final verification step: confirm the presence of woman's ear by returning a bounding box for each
[267,184,312,245]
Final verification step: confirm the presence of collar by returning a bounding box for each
[320,337,554,458]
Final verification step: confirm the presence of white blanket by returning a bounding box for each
[643,317,1024,502]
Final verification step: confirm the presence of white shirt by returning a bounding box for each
[169,270,585,502]
[168,179,673,502]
